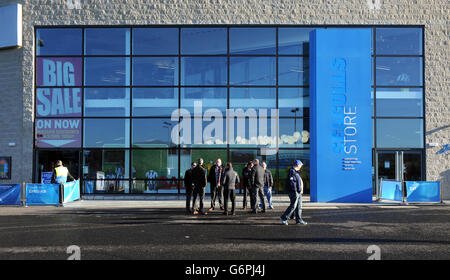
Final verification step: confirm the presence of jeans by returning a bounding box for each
[260,186,273,208]
[281,191,303,223]
[251,186,265,212]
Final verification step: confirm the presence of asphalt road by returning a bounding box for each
[0,201,449,260]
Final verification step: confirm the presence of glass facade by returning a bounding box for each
[34,26,425,194]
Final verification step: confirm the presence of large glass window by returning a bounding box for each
[376,57,423,86]
[278,57,308,86]
[181,57,227,86]
[84,88,130,117]
[230,57,276,86]
[230,28,276,55]
[181,28,227,55]
[132,119,178,148]
[132,149,178,179]
[132,88,178,117]
[37,28,82,55]
[376,28,422,55]
[376,88,423,117]
[181,88,227,114]
[133,28,178,55]
[278,28,314,55]
[84,57,130,86]
[85,28,130,55]
[83,119,130,148]
[133,57,178,86]
[278,88,309,117]
[376,119,424,148]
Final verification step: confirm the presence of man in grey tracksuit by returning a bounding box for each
[221,162,240,215]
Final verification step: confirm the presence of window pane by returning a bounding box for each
[83,149,130,179]
[133,28,178,55]
[278,149,310,192]
[84,88,130,117]
[376,88,423,117]
[37,28,82,55]
[376,57,422,86]
[181,88,227,115]
[133,88,178,117]
[278,28,314,55]
[376,119,424,148]
[278,88,309,117]
[376,28,422,55]
[230,28,276,54]
[84,119,130,148]
[278,57,308,85]
[84,57,130,86]
[132,119,178,148]
[85,28,130,55]
[181,28,227,54]
[132,180,180,194]
[230,57,276,86]
[228,117,277,148]
[181,57,227,86]
[133,57,178,86]
[279,118,310,148]
[182,117,227,148]
[230,88,276,112]
[132,149,179,180]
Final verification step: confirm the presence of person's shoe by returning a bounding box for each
[280,218,288,226]
[296,220,307,225]
[193,210,199,215]
[231,212,236,216]
[260,209,266,213]
[220,207,224,211]
[185,210,192,215]
[268,206,274,210]
[250,210,257,214]
[201,211,208,215]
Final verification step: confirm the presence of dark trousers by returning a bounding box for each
[210,184,224,209]
[224,188,236,213]
[242,185,250,208]
[251,186,265,211]
[192,187,206,212]
[185,186,193,211]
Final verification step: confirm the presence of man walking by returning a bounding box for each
[261,161,274,209]
[242,161,254,210]
[251,159,266,214]
[208,158,224,211]
[184,162,197,214]
[192,158,208,215]
[280,160,307,225]
[222,162,240,216]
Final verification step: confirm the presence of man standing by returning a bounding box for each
[280,160,307,225]
[192,158,208,215]
[251,159,266,214]
[51,160,75,184]
[242,161,254,210]
[184,162,197,214]
[222,162,240,216]
[208,158,224,211]
[262,162,274,210]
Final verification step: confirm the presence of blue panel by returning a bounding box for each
[63,180,80,203]
[26,184,60,205]
[406,181,440,202]
[0,184,21,205]
[310,29,372,203]
[380,180,403,202]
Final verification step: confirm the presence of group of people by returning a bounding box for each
[184,158,307,225]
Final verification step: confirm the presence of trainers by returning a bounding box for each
[193,210,199,215]
[280,218,288,226]
[208,208,214,212]
[201,211,208,215]
[296,220,307,225]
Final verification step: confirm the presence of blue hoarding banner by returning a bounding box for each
[41,172,53,184]
[380,180,403,202]
[310,29,372,203]
[0,184,21,205]
[25,184,60,205]
[406,181,440,202]
[63,180,80,203]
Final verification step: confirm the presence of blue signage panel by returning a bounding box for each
[63,180,80,203]
[406,181,440,202]
[0,184,21,205]
[25,184,60,205]
[380,180,403,202]
[310,29,372,203]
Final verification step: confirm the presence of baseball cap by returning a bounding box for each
[294,160,303,166]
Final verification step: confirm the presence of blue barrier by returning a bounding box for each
[0,184,21,205]
[25,183,60,205]
[406,181,441,203]
[63,180,80,203]
[380,180,403,202]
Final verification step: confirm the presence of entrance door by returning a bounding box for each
[375,150,423,195]
[35,150,80,183]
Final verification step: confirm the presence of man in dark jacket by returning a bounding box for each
[184,162,197,214]
[208,158,224,211]
[192,158,208,215]
[262,161,274,209]
[280,160,307,225]
[222,162,240,215]
[251,159,266,214]
[242,161,254,210]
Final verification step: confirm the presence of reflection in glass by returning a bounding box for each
[278,149,310,192]
[279,118,310,148]
[132,149,179,180]
[182,118,227,148]
[133,28,178,55]
[132,119,178,148]
[376,88,423,117]
[181,28,227,54]
[376,28,422,55]
[278,28,314,55]
[181,57,227,86]
[132,180,180,194]
[37,29,82,55]
[228,116,277,148]
[278,88,309,117]
[230,88,276,111]
[84,119,130,148]
[84,57,130,86]
[85,28,130,55]
[133,57,178,86]
[278,57,309,85]
[376,57,422,86]
[84,88,130,117]
[376,119,424,148]
[133,88,178,117]
[230,57,276,85]
[230,28,276,54]
[181,88,227,114]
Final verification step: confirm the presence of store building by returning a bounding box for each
[0,0,448,199]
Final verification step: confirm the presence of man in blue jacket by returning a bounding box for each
[280,160,307,225]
